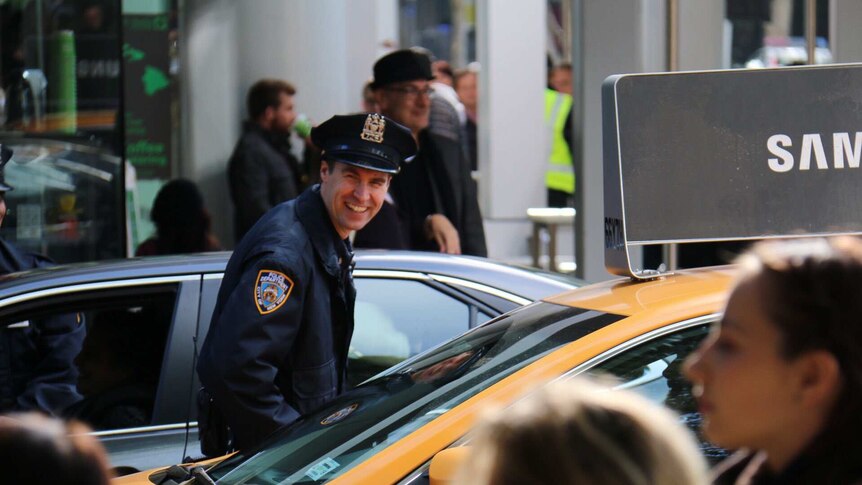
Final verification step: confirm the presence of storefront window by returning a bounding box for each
[0,0,123,263]
[0,0,178,263]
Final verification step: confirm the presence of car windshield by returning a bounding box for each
[207,302,622,484]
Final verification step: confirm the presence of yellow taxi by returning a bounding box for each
[117,62,862,484]
[116,266,733,484]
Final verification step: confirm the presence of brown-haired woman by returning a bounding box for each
[685,236,862,484]
[0,412,112,484]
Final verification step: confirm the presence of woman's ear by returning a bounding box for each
[796,350,842,409]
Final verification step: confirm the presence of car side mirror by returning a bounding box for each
[429,446,471,485]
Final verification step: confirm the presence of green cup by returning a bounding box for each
[294,114,312,138]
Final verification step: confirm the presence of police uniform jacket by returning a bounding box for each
[0,239,83,414]
[197,185,355,450]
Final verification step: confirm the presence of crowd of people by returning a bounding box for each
[3,46,862,485]
[132,48,579,257]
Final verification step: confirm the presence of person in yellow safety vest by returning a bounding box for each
[545,86,575,207]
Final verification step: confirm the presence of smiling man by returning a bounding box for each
[355,49,487,257]
[197,114,416,455]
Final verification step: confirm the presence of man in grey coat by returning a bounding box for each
[228,79,308,242]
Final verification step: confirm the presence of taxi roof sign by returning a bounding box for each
[603,63,862,279]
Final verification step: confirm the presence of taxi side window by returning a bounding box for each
[587,323,727,462]
[350,278,475,386]
[0,289,177,432]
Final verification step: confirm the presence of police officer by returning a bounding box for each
[197,113,417,453]
[0,145,84,414]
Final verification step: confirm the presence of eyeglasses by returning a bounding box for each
[386,86,434,98]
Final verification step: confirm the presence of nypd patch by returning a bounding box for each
[254,269,294,315]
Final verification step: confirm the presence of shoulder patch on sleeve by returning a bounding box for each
[254,269,295,315]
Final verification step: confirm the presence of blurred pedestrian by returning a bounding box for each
[197,113,417,455]
[361,79,377,113]
[685,237,862,484]
[548,62,573,95]
[430,59,468,137]
[228,79,310,242]
[454,67,479,171]
[457,379,708,485]
[135,178,221,256]
[0,412,112,484]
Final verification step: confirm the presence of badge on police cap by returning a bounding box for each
[255,269,294,315]
[360,113,385,143]
[311,113,416,174]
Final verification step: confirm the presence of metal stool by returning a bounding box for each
[527,207,576,272]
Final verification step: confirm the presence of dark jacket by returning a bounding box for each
[0,239,84,414]
[228,122,304,242]
[713,449,862,485]
[361,130,487,256]
[197,186,355,451]
[352,200,408,250]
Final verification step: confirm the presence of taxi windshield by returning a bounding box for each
[207,302,622,484]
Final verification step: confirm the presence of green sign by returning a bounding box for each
[122,14,172,178]
[123,0,169,15]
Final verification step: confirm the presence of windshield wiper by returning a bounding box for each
[157,464,217,485]
[191,466,217,485]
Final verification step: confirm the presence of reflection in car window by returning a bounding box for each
[208,303,623,484]
[588,324,727,462]
[349,279,473,385]
[1,141,125,263]
[63,303,171,430]
[0,290,176,431]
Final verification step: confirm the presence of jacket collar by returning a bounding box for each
[243,121,292,151]
[296,185,350,278]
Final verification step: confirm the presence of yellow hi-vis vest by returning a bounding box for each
[544,89,575,194]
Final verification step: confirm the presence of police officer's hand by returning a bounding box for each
[424,214,461,255]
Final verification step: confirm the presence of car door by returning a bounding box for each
[195,270,520,390]
[398,315,723,485]
[347,269,523,385]
[0,274,201,474]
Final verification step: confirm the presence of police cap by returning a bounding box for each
[311,113,417,174]
[370,49,434,89]
[0,145,13,193]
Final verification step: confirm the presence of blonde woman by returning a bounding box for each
[457,379,708,485]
